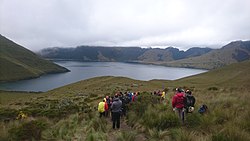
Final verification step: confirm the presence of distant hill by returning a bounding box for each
[163,41,250,69]
[38,40,250,70]
[38,46,212,62]
[137,47,212,62]
[0,35,69,82]
[175,59,250,88]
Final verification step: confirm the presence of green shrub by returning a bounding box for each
[85,129,106,141]
[157,113,180,130]
[185,113,202,128]
[208,87,219,91]
[116,131,137,141]
[0,108,18,120]
[43,114,81,140]
[86,117,107,132]
[141,106,180,130]
[212,133,230,141]
[19,98,90,119]
[8,119,48,141]
[127,111,140,127]
[212,127,250,141]
[148,128,170,140]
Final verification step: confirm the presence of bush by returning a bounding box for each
[43,114,80,140]
[19,98,90,119]
[0,108,18,121]
[8,119,48,141]
[85,129,107,141]
[141,105,180,130]
[212,127,250,141]
[116,131,137,141]
[208,87,219,91]
[86,117,107,132]
[185,113,202,128]
[157,113,180,130]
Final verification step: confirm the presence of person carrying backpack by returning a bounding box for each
[98,100,105,118]
[184,89,196,113]
[172,88,186,123]
[111,94,122,129]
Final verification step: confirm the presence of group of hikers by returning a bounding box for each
[172,88,196,123]
[98,88,208,129]
[98,92,139,129]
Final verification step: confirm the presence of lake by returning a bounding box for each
[0,61,207,92]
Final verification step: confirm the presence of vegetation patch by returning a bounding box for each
[8,119,48,141]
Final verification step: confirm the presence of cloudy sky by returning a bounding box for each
[0,0,250,51]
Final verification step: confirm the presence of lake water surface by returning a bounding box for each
[0,61,207,92]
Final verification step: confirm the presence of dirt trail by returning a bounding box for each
[106,116,147,141]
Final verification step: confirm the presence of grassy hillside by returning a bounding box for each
[0,61,250,140]
[0,35,69,82]
[163,41,250,69]
[174,60,250,87]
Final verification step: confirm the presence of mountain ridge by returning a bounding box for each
[38,46,213,63]
[38,40,250,70]
[163,40,250,69]
[0,35,69,82]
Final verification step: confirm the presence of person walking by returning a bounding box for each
[172,88,186,123]
[160,91,166,103]
[185,89,196,113]
[111,94,122,130]
[104,99,109,117]
[98,100,105,118]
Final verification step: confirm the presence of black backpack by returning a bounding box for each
[185,95,195,107]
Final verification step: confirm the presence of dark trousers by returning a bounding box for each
[105,110,109,117]
[112,112,121,129]
[99,112,105,118]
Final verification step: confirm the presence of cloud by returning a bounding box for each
[0,0,250,51]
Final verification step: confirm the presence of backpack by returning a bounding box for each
[185,95,195,107]
[198,104,208,114]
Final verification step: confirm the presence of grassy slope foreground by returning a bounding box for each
[0,35,69,82]
[0,61,250,140]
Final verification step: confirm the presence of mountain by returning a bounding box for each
[38,40,250,70]
[38,46,212,62]
[163,40,250,69]
[0,35,69,82]
[137,47,212,62]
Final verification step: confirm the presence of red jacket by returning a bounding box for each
[105,102,109,111]
[172,93,185,109]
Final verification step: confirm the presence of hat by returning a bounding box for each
[186,89,192,95]
[176,88,183,93]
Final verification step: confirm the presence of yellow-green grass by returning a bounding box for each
[0,91,43,108]
[0,60,250,140]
